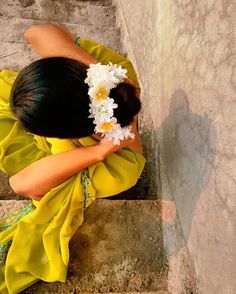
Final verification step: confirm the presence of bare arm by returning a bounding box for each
[24,23,98,65]
[9,136,134,200]
[11,25,140,199]
[24,23,140,91]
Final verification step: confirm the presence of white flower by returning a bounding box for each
[122,125,135,139]
[88,103,95,119]
[91,98,118,122]
[85,62,112,88]
[88,85,110,102]
[85,62,134,145]
[103,125,135,145]
[85,62,127,89]
[95,117,118,133]
[108,62,128,81]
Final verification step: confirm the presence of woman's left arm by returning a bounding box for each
[24,23,98,65]
[24,23,139,90]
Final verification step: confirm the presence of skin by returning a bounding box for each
[9,24,143,200]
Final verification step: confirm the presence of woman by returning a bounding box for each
[0,24,146,293]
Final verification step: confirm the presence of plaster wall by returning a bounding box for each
[114,0,236,293]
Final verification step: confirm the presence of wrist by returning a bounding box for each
[96,141,110,160]
[97,137,125,160]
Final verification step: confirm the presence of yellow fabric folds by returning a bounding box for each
[0,38,146,294]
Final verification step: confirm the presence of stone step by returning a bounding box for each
[0,16,121,48]
[0,26,123,71]
[0,173,24,200]
[71,0,113,6]
[0,41,38,72]
[0,200,169,293]
[0,1,117,27]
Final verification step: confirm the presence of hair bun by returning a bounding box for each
[110,82,141,127]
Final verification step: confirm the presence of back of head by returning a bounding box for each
[10,57,141,139]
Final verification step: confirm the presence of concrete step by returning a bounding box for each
[0,41,38,71]
[0,17,123,70]
[0,173,25,200]
[0,1,117,27]
[0,16,121,48]
[78,0,114,5]
[0,200,169,293]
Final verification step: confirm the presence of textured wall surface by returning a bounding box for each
[115,0,236,293]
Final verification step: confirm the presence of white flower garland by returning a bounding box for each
[84,62,135,145]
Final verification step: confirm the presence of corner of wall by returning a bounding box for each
[113,0,143,92]
[113,2,198,291]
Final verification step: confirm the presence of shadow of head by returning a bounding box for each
[158,88,217,244]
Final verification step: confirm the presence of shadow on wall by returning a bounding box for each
[94,88,217,212]
[110,123,162,200]
[159,88,217,256]
[107,118,162,200]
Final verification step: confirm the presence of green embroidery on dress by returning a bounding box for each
[75,34,81,46]
[0,240,12,265]
[81,168,96,209]
[123,146,138,161]
[0,203,35,232]
[81,169,89,209]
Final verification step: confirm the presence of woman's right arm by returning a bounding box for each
[8,137,134,200]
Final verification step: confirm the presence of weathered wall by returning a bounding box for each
[115,0,236,293]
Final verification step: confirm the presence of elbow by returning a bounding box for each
[9,175,43,200]
[24,23,57,40]
[9,175,24,195]
[24,25,38,40]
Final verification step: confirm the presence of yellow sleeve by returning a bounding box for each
[0,70,48,176]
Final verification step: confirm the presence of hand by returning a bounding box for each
[98,134,135,159]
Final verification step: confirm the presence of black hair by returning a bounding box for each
[10,57,141,139]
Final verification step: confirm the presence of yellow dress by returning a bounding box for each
[0,37,146,294]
